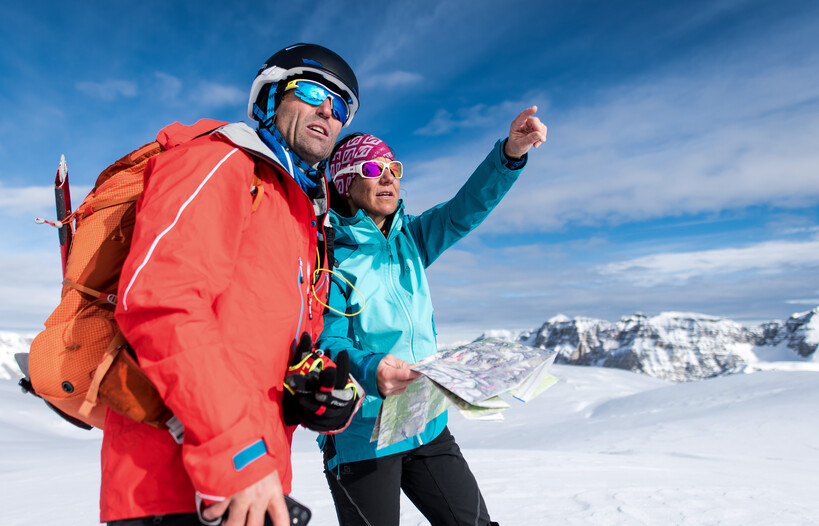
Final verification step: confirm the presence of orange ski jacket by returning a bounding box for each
[102,120,330,521]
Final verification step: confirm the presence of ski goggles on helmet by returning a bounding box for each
[283,78,350,124]
[333,159,404,180]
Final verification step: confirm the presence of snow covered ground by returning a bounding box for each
[2,364,818,525]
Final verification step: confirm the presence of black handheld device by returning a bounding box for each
[213,494,311,525]
[284,494,312,525]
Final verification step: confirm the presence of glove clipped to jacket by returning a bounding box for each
[283,333,364,434]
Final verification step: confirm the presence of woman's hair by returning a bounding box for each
[326,133,399,217]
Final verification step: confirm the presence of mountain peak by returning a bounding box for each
[523,309,818,382]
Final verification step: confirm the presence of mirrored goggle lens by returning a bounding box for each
[360,160,403,179]
[288,80,349,123]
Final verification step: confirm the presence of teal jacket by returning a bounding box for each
[317,139,525,469]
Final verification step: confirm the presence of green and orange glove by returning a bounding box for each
[282,333,363,434]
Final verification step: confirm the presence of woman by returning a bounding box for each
[317,107,547,525]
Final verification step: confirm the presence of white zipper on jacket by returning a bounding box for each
[307,258,314,321]
[387,245,416,363]
[292,257,305,355]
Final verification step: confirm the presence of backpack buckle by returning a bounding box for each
[166,415,185,444]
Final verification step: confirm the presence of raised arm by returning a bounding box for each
[408,106,548,266]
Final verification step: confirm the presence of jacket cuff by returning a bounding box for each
[182,415,289,498]
[360,353,386,397]
[498,139,527,171]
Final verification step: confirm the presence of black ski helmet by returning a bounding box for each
[248,43,359,127]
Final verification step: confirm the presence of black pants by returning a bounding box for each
[323,427,495,526]
[108,514,203,525]
[108,513,275,525]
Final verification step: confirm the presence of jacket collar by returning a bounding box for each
[331,201,405,246]
[214,122,328,216]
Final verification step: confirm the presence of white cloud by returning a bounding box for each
[194,81,246,107]
[415,108,466,136]
[0,182,92,217]
[781,225,819,235]
[0,251,61,331]
[414,100,543,136]
[154,72,183,101]
[403,52,819,233]
[354,2,459,74]
[0,184,53,214]
[786,299,819,305]
[421,236,819,344]
[361,70,423,90]
[599,235,819,286]
[75,80,138,100]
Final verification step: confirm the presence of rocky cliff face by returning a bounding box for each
[753,308,819,358]
[490,308,819,382]
[0,331,33,380]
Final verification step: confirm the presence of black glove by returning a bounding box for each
[282,333,363,434]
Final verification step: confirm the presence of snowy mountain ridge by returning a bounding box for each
[0,331,33,381]
[4,307,818,383]
[480,307,819,382]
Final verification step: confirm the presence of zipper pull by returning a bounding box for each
[34,217,64,229]
[307,262,314,320]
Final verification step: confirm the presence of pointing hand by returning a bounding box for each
[504,106,548,160]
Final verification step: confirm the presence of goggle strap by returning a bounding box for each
[267,84,277,114]
[252,103,270,124]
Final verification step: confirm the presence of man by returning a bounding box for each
[105,43,360,526]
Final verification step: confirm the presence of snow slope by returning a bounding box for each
[2,364,818,525]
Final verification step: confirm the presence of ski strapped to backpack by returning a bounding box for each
[19,119,261,442]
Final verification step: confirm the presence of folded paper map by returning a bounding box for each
[371,339,557,449]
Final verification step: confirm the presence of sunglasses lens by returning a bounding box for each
[361,162,385,178]
[293,83,324,105]
[388,161,403,178]
[331,100,348,123]
[291,81,349,123]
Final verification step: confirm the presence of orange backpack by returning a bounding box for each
[21,120,242,435]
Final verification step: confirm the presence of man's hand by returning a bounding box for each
[504,106,548,160]
[377,354,422,397]
[282,333,363,434]
[200,471,289,526]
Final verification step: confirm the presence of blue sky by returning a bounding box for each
[1,0,818,344]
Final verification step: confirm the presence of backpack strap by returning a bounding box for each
[63,278,117,305]
[79,331,128,419]
[76,194,140,220]
[79,331,181,441]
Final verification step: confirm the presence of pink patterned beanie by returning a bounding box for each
[329,134,394,197]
